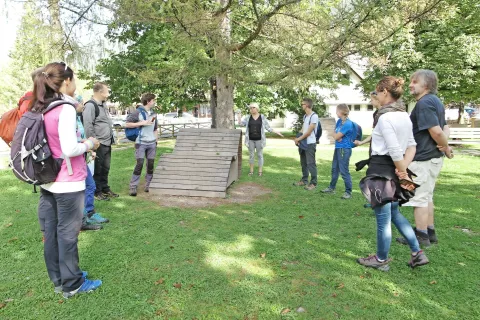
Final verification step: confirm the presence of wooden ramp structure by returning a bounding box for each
[150,128,242,198]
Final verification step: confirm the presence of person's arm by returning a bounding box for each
[443,124,450,138]
[262,115,283,137]
[428,125,448,148]
[332,119,351,141]
[294,122,315,143]
[125,111,151,128]
[82,102,96,139]
[354,135,371,146]
[58,105,95,157]
[240,116,248,127]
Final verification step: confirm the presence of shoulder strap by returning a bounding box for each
[85,100,100,119]
[43,100,76,114]
[308,112,317,134]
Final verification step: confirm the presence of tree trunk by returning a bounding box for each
[457,102,464,124]
[214,72,234,129]
[210,78,217,128]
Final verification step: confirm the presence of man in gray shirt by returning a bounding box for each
[83,82,119,200]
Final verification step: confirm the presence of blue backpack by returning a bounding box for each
[125,109,148,142]
[350,121,363,148]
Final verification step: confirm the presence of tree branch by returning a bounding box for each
[229,0,300,52]
[62,0,100,50]
[213,0,233,17]
[59,5,109,25]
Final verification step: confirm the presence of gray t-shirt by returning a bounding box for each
[410,94,446,161]
[302,113,318,144]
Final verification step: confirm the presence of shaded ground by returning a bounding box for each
[145,182,273,208]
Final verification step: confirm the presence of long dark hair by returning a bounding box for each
[30,62,74,112]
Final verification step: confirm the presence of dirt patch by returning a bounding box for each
[143,182,273,208]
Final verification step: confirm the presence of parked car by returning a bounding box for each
[111,117,126,128]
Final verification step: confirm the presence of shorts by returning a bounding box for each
[403,157,444,208]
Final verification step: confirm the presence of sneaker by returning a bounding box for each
[129,187,137,197]
[81,223,103,231]
[63,279,102,299]
[293,181,307,187]
[321,187,335,194]
[357,255,391,271]
[408,250,429,268]
[396,228,431,248]
[95,192,110,201]
[428,228,438,244]
[144,186,149,193]
[341,192,352,200]
[304,184,317,191]
[103,190,119,198]
[88,213,109,224]
[54,271,88,293]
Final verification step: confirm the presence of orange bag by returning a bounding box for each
[0,92,32,146]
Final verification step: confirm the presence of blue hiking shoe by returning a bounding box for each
[54,271,88,293]
[87,212,109,224]
[62,279,102,299]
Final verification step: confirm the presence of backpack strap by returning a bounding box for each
[84,100,100,120]
[138,109,148,144]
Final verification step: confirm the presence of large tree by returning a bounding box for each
[108,0,444,129]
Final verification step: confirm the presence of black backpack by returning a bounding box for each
[303,112,323,144]
[9,100,76,185]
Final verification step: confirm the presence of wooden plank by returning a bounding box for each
[149,188,226,198]
[448,140,480,144]
[179,128,242,134]
[152,170,227,177]
[158,158,230,165]
[177,132,241,138]
[173,147,239,153]
[149,182,226,192]
[156,166,229,173]
[152,175,227,182]
[150,179,227,187]
[175,141,241,147]
[161,154,233,161]
[173,151,238,157]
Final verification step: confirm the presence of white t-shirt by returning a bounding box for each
[302,113,319,144]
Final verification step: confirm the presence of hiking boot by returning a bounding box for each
[129,187,137,197]
[428,228,438,244]
[408,250,429,268]
[95,192,110,201]
[144,186,149,193]
[396,228,431,248]
[304,184,317,191]
[341,192,352,200]
[357,255,391,272]
[321,187,335,194]
[81,223,103,231]
[63,279,102,299]
[293,181,307,187]
[103,190,119,198]
[54,271,88,293]
[87,213,109,224]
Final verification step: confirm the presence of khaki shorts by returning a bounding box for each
[403,157,444,208]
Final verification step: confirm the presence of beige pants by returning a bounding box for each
[403,157,444,208]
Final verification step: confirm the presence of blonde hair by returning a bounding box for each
[337,104,350,116]
[249,102,260,111]
[376,76,405,99]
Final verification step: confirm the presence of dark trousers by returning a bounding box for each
[94,144,112,194]
[130,143,157,188]
[38,189,85,292]
[299,143,317,185]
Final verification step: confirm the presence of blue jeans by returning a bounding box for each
[375,201,420,260]
[329,148,352,193]
[85,165,95,213]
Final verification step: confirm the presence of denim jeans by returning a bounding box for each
[299,143,317,185]
[329,148,352,194]
[84,165,95,213]
[375,201,420,260]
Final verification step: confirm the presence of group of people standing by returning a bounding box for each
[246,69,452,271]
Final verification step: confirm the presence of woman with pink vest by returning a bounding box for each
[32,62,102,298]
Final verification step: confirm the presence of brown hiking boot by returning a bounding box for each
[408,250,429,268]
[396,228,431,248]
[293,181,307,187]
[357,255,391,271]
[304,184,316,191]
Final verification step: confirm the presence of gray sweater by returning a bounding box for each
[83,99,114,146]
[126,107,158,145]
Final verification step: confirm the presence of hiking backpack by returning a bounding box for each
[350,121,363,148]
[0,92,33,146]
[9,100,75,185]
[125,109,148,142]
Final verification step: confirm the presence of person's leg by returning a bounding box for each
[375,202,392,261]
[306,143,317,185]
[329,149,340,189]
[55,191,85,292]
[144,143,157,191]
[339,148,353,194]
[391,202,421,253]
[130,144,145,195]
[299,149,308,184]
[84,165,95,214]
[248,141,255,174]
[256,140,264,174]
[38,188,61,287]
[93,144,105,194]
[101,145,113,194]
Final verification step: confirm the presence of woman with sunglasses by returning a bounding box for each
[242,102,283,176]
[32,62,102,298]
[357,76,429,271]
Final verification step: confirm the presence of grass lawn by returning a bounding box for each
[1,138,479,319]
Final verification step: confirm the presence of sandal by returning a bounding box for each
[248,172,254,176]
[258,172,263,177]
